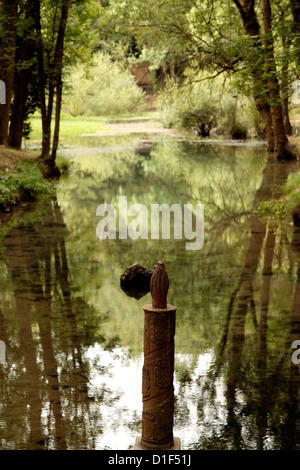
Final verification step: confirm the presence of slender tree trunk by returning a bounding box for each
[51,79,63,162]
[8,0,36,149]
[281,24,293,136]
[49,0,70,169]
[33,0,51,161]
[0,0,18,145]
[35,0,70,175]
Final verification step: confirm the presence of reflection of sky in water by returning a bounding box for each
[83,344,225,450]
[2,137,300,449]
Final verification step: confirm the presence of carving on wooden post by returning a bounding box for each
[137,260,179,450]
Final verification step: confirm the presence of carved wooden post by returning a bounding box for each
[135,260,180,450]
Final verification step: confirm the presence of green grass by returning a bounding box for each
[0,162,54,210]
[27,113,110,142]
[26,110,159,143]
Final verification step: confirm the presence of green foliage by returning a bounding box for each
[181,105,217,137]
[258,172,300,221]
[0,162,53,210]
[218,96,249,140]
[283,172,300,195]
[157,74,219,131]
[157,72,258,139]
[257,200,288,220]
[28,113,109,142]
[63,52,146,117]
[96,0,300,149]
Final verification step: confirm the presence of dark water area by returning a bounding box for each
[1,134,300,450]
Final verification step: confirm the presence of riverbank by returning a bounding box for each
[0,146,54,212]
[1,114,300,218]
[0,146,39,171]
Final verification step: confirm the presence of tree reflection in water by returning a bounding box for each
[0,199,104,449]
[0,143,300,450]
[198,157,300,450]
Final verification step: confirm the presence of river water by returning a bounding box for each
[0,132,300,450]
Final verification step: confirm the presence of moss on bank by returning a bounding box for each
[0,147,55,212]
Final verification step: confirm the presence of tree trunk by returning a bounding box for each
[280,14,293,136]
[48,0,70,170]
[0,0,18,145]
[255,98,274,151]
[33,0,51,162]
[282,96,293,136]
[233,0,295,159]
[261,0,292,159]
[233,0,274,152]
[36,0,70,175]
[8,0,36,149]
[51,79,63,162]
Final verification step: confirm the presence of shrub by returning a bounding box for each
[63,52,147,116]
[157,71,255,139]
[181,106,217,137]
[218,96,249,140]
[157,75,220,135]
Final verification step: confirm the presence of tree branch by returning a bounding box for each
[232,0,245,20]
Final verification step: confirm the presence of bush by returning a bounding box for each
[218,96,249,139]
[181,106,217,137]
[157,74,220,133]
[63,52,147,116]
[157,71,256,139]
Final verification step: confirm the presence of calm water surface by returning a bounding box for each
[0,133,300,450]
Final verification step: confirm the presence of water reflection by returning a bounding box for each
[1,200,95,448]
[0,136,300,449]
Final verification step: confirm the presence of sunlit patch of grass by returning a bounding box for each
[27,113,110,142]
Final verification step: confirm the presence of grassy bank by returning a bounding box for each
[0,111,157,214]
[0,147,54,212]
[24,111,158,145]
[25,113,110,143]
